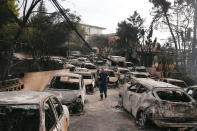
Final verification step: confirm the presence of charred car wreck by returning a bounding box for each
[120,78,197,129]
[0,91,70,131]
[76,72,95,94]
[44,72,86,113]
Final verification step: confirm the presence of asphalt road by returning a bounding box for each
[69,88,170,131]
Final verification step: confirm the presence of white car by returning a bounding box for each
[76,71,95,93]
[0,91,70,131]
[75,67,88,72]
[105,69,119,87]
[117,67,130,84]
[120,78,197,128]
[44,72,86,113]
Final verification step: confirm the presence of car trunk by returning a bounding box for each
[155,89,197,120]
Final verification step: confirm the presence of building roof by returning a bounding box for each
[80,23,106,30]
[0,91,53,104]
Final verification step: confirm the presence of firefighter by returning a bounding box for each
[98,67,109,100]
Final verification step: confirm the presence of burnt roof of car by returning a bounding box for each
[0,91,53,104]
[135,78,179,90]
[76,71,92,75]
[135,66,146,69]
[189,85,197,88]
[53,72,81,78]
[130,72,149,75]
[105,69,114,72]
[160,78,185,82]
[117,67,130,71]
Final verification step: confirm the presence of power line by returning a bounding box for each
[49,0,114,62]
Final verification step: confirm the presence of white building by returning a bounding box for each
[80,23,106,36]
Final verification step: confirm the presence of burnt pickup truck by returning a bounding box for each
[119,78,197,129]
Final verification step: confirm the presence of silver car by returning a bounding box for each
[0,91,70,131]
[120,78,197,128]
[44,72,86,113]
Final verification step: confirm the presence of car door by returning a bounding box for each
[131,84,148,117]
[50,97,68,131]
[44,99,58,131]
[123,83,138,112]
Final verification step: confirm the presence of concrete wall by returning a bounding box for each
[21,69,69,91]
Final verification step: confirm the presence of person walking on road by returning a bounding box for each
[98,67,109,100]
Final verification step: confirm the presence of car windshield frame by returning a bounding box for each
[107,71,115,77]
[136,69,146,72]
[119,70,129,74]
[50,76,80,90]
[0,104,40,131]
[85,64,96,69]
[155,89,191,102]
[82,75,92,79]
[134,74,148,78]
[169,81,187,88]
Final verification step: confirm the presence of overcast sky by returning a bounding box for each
[20,0,170,44]
[45,0,153,33]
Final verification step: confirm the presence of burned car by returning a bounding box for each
[74,67,88,72]
[126,72,150,82]
[81,62,97,74]
[76,72,95,94]
[159,78,188,89]
[44,72,86,113]
[117,67,130,84]
[119,78,197,128]
[0,91,69,131]
[105,69,119,87]
[64,63,75,72]
[134,66,148,73]
[187,86,197,100]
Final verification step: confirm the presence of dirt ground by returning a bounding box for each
[69,89,168,131]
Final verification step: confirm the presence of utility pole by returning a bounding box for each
[192,0,197,74]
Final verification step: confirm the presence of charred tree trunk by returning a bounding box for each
[192,1,197,74]
[164,12,178,71]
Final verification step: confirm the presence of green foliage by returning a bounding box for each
[19,1,83,58]
[149,0,171,13]
[0,0,19,27]
[116,11,144,57]
[88,35,109,51]
[0,0,19,50]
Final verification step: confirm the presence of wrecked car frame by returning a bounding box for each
[120,78,197,128]
[75,71,95,94]
[44,72,86,113]
[0,91,69,131]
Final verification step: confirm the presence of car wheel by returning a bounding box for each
[137,111,147,128]
[118,96,123,106]
[78,103,84,112]
[168,128,179,131]
[116,81,119,87]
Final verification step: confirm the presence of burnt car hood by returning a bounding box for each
[84,79,93,85]
[45,89,81,104]
[109,77,118,82]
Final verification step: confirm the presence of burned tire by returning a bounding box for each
[168,128,179,131]
[78,103,84,112]
[137,111,148,128]
[118,95,123,106]
[116,81,119,88]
